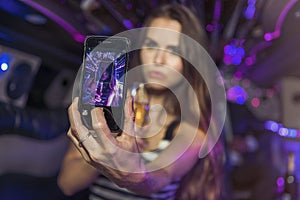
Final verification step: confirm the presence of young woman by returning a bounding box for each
[58,4,224,200]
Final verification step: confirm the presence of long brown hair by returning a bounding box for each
[131,4,225,200]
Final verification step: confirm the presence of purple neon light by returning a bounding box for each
[248,41,272,57]
[21,0,86,43]
[207,0,222,33]
[226,85,247,104]
[214,0,221,21]
[123,19,133,29]
[277,177,284,187]
[245,56,256,66]
[206,24,214,32]
[223,43,245,65]
[264,0,298,41]
[238,41,271,71]
[234,71,243,80]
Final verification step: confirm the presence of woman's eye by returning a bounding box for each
[167,46,181,55]
[143,40,157,48]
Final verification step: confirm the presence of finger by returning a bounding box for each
[119,96,145,149]
[91,107,117,146]
[67,128,92,162]
[68,97,89,140]
[68,98,100,153]
[123,96,135,136]
[126,89,135,120]
[67,99,77,135]
[125,95,135,120]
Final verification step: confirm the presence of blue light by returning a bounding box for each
[227,85,247,103]
[265,120,279,132]
[233,85,244,93]
[289,129,297,137]
[244,0,256,19]
[270,122,279,132]
[279,128,289,136]
[232,85,247,104]
[236,95,246,104]
[1,63,8,71]
[0,0,34,19]
[224,44,237,56]
[223,43,245,65]
[0,52,11,72]
[236,47,245,56]
[264,121,300,139]
[232,55,242,65]
[123,19,133,29]
[244,5,256,19]
[265,121,272,130]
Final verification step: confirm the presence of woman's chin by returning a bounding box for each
[146,83,167,91]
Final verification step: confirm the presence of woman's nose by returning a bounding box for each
[154,49,165,64]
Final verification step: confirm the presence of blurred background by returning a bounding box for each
[0,0,299,199]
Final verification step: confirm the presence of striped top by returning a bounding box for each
[89,121,180,200]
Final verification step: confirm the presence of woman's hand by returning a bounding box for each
[67,97,147,187]
[66,97,203,195]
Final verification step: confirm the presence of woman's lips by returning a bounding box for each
[148,71,166,79]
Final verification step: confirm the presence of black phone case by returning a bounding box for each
[78,36,130,133]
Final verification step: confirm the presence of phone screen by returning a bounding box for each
[81,38,128,107]
[79,36,129,133]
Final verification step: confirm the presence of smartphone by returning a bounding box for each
[79,36,130,134]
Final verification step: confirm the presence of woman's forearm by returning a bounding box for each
[57,145,100,196]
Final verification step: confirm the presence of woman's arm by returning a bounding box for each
[143,122,204,193]
[57,137,100,196]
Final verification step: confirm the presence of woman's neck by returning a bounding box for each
[147,88,166,105]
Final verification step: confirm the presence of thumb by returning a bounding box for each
[122,95,135,136]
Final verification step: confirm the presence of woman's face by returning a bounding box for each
[141,17,184,90]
